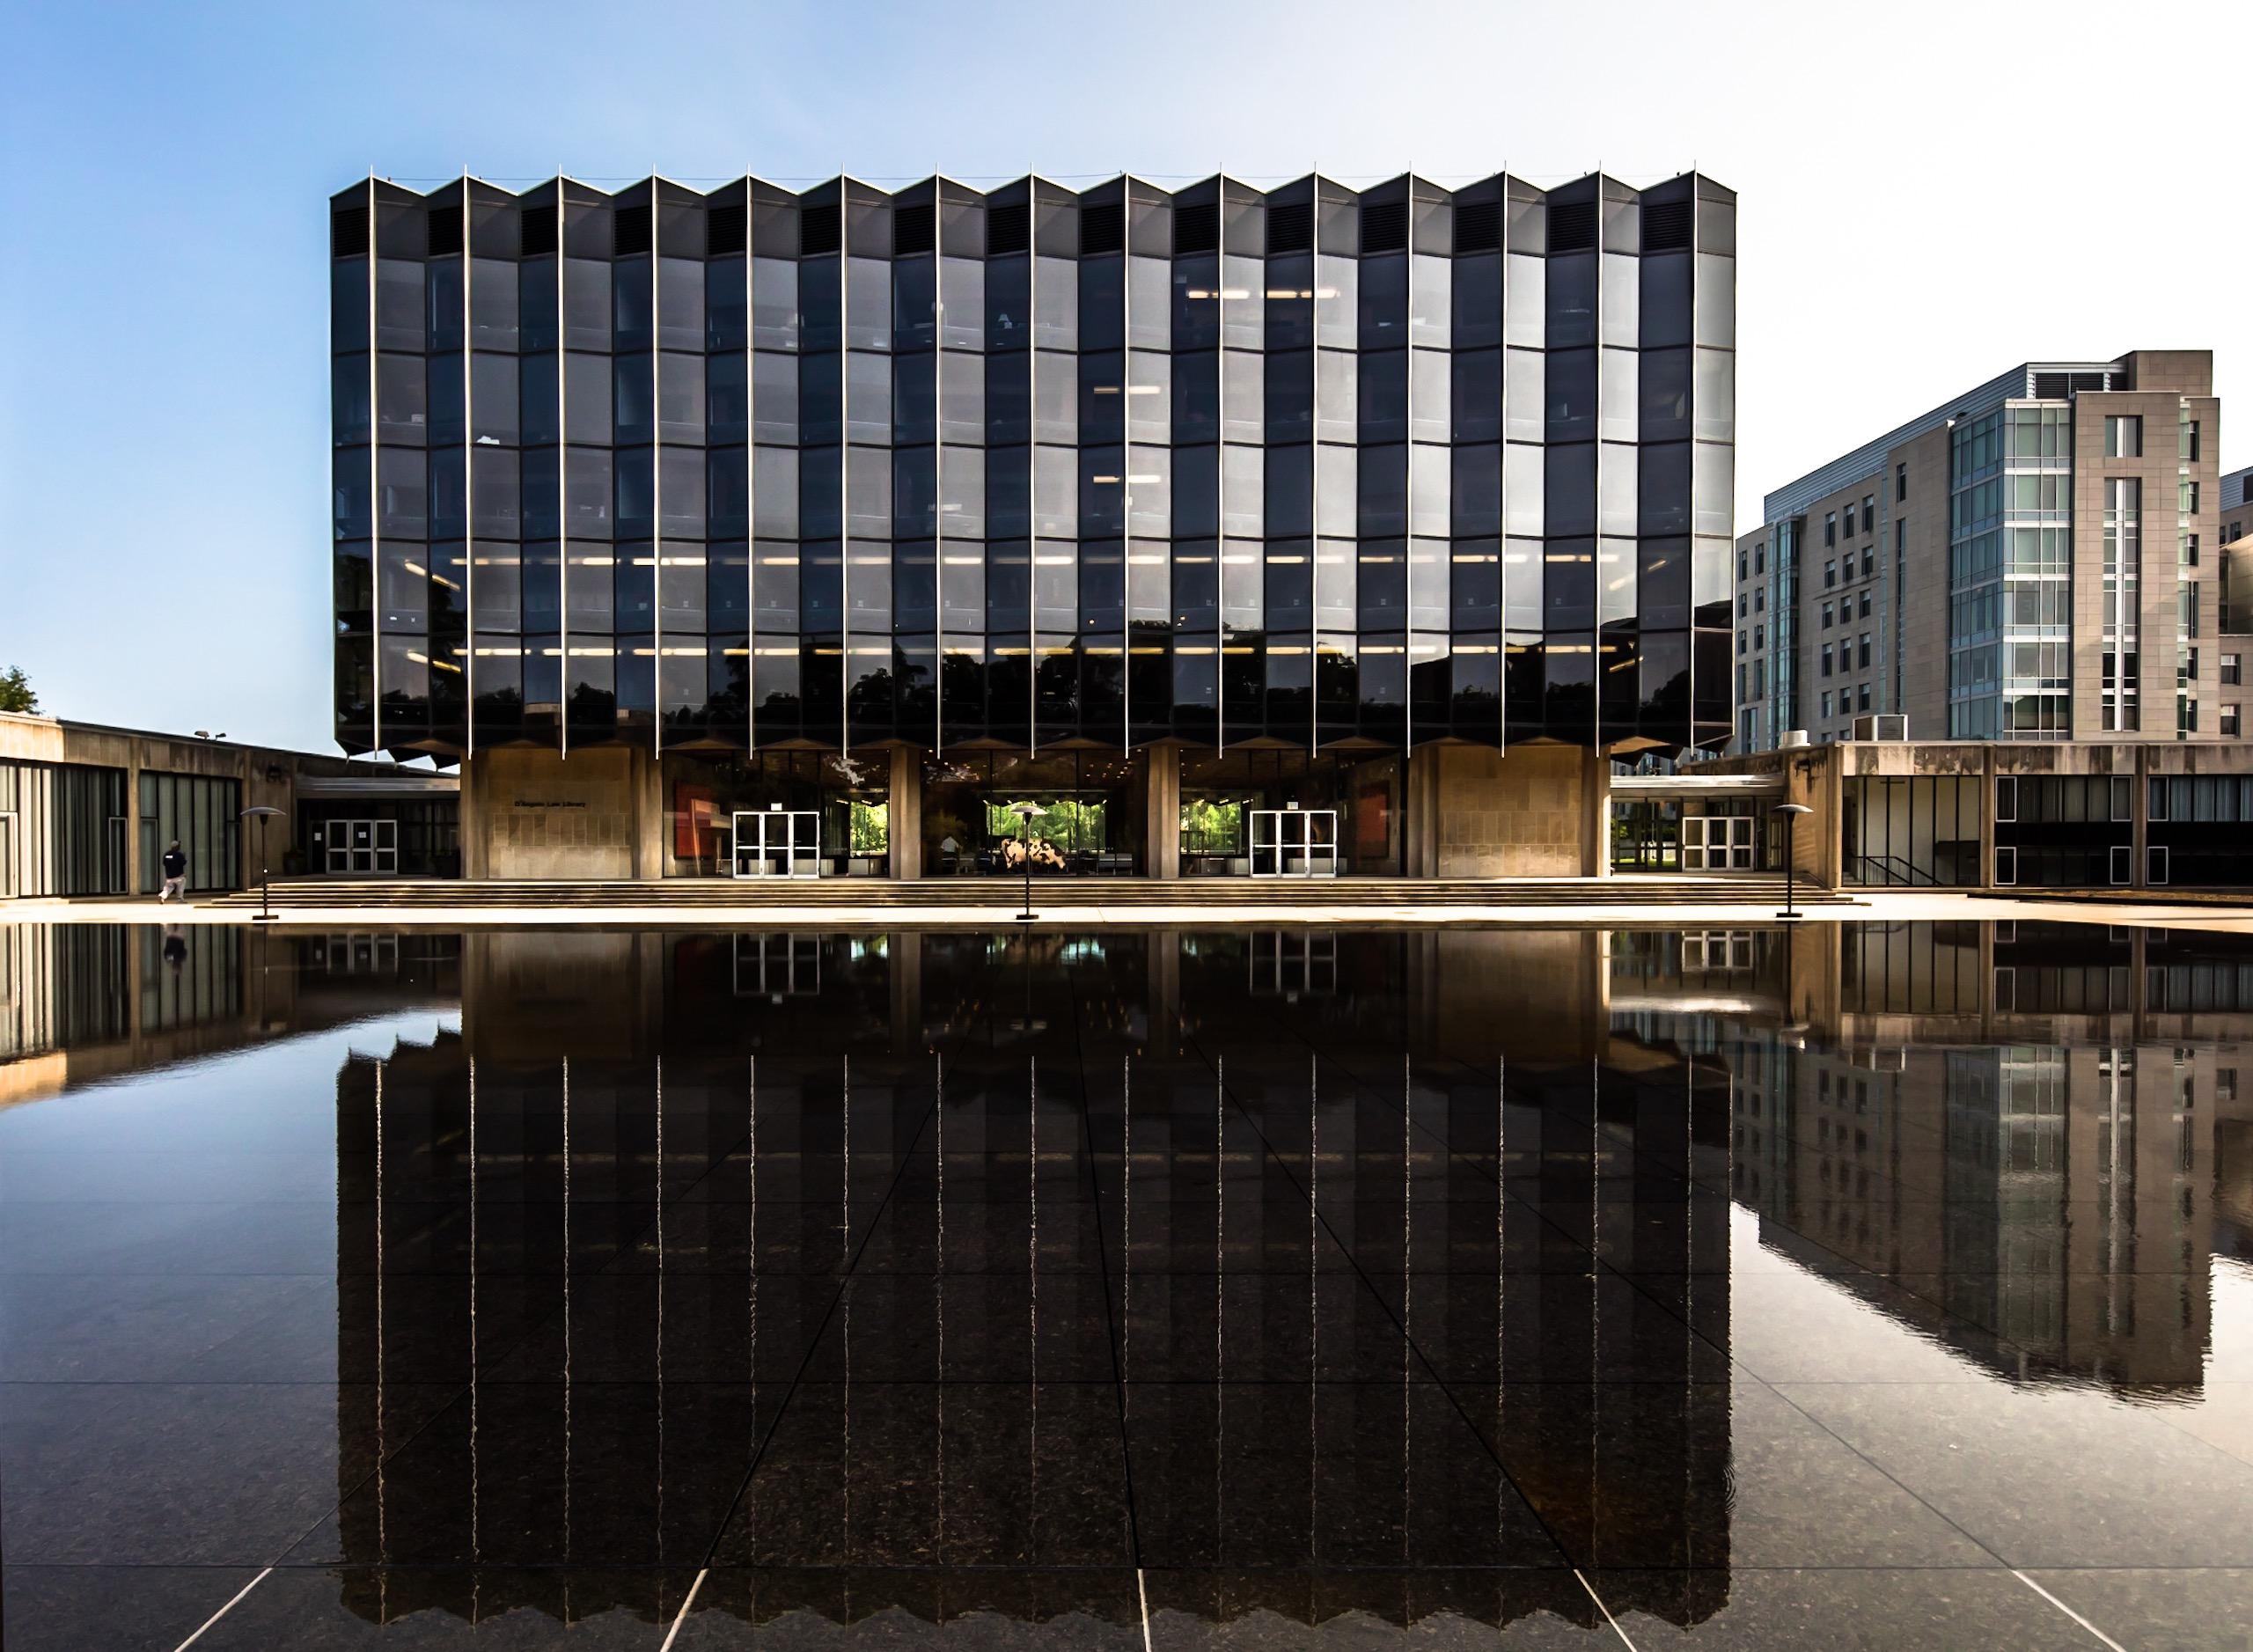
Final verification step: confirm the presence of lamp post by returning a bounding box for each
[1009,800,1045,922]
[239,804,286,923]
[1773,802,1812,921]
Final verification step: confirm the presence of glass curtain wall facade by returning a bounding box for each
[332,172,1734,763]
[1950,403,2073,739]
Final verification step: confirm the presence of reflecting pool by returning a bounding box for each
[3,921,2252,1648]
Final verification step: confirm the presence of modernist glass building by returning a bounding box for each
[330,170,1735,877]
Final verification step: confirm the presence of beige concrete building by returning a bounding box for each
[0,712,456,899]
[1736,352,2239,752]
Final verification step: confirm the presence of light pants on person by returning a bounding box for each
[159,877,187,903]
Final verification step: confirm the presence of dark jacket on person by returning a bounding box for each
[161,848,187,879]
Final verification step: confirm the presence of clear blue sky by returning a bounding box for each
[4,0,2248,753]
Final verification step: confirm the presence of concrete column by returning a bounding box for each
[460,754,488,879]
[124,748,142,896]
[888,745,923,879]
[2131,744,2149,889]
[1982,745,1999,890]
[1582,746,1611,877]
[1404,747,1441,877]
[1143,743,1180,878]
[632,745,664,880]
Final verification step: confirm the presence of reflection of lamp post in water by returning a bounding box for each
[1773,802,1812,921]
[240,805,286,922]
[1009,800,1045,922]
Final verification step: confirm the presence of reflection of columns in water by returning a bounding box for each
[655,1054,664,1562]
[1028,1052,1038,1552]
[1215,1053,1223,1551]
[933,1052,943,1552]
[1387,1050,1405,1568]
[840,1052,850,1562]
[1495,1055,1507,1563]
[374,1059,386,1587]
[745,1054,756,1558]
[562,1056,571,1568]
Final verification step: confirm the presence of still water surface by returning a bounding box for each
[1,921,2250,1648]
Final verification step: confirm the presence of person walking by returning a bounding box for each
[158,840,188,905]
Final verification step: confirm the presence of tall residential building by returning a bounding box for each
[329,170,1736,879]
[1736,353,2233,751]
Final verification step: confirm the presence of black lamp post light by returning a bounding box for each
[240,804,285,922]
[1773,801,1812,921]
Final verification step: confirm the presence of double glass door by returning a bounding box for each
[1682,814,1756,871]
[732,810,821,878]
[326,819,398,876]
[1249,809,1339,877]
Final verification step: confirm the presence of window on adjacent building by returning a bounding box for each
[1824,560,1837,588]
[1821,601,1833,629]
[2182,480,2200,514]
[1859,633,1871,669]
[1896,462,1907,502]
[1820,689,1833,718]
[2223,703,2242,737]
[2222,653,2241,686]
[2182,419,2201,461]
[1858,683,1871,712]
[1859,589,1872,619]
[1861,547,1875,579]
[2104,415,2142,458]
[1862,495,1875,531]
[1824,511,1837,547]
[1821,642,1833,677]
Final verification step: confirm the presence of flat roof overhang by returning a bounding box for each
[1609,773,1787,799]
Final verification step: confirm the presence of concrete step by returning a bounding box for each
[214,877,1853,910]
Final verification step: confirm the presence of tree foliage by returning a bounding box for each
[0,665,36,714]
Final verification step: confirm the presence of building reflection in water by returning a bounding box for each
[4,919,2251,1638]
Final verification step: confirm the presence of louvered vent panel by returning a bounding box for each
[427,204,463,258]
[1080,202,1123,255]
[1547,200,1596,252]
[708,202,746,256]
[892,202,935,256]
[1171,202,1218,255]
[521,204,557,256]
[801,203,840,256]
[1641,200,1692,251]
[986,202,1029,254]
[1453,200,1500,253]
[1360,201,1408,254]
[613,204,652,257]
[1266,201,1312,254]
[331,205,369,259]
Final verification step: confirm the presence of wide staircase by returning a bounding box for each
[212,875,1855,912]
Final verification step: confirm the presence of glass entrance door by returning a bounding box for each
[1682,815,1755,871]
[731,810,821,878]
[1249,809,1339,877]
[326,819,399,876]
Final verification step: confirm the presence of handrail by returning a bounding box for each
[1851,853,1939,887]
